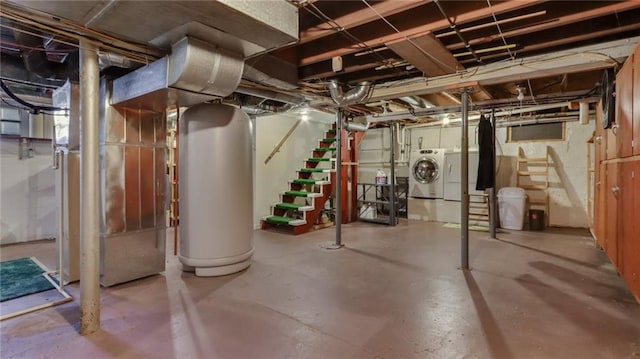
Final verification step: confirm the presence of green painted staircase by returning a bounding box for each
[262,125,337,234]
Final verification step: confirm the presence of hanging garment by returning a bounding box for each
[476,114,495,190]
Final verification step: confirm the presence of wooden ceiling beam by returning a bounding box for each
[298,0,545,66]
[458,21,640,65]
[385,31,462,76]
[299,0,429,45]
[299,49,399,80]
[447,1,640,51]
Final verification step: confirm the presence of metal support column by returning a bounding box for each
[489,109,497,239]
[389,125,396,226]
[460,90,470,270]
[79,40,100,335]
[329,109,344,249]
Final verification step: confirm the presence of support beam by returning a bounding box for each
[489,110,497,239]
[79,40,100,335]
[334,109,344,247]
[460,89,470,270]
[389,125,396,226]
[368,36,640,102]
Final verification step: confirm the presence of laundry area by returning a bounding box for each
[1,1,640,358]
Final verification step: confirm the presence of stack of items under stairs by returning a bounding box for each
[261,126,336,235]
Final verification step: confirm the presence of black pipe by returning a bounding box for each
[0,80,63,113]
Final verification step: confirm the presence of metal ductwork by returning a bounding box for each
[399,96,434,109]
[327,81,373,107]
[344,116,369,132]
[111,37,244,110]
[12,28,54,78]
[234,86,306,106]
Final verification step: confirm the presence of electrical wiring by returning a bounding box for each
[485,0,515,61]
[299,2,404,78]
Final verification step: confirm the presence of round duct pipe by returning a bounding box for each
[327,80,373,107]
[179,103,253,276]
[344,116,369,132]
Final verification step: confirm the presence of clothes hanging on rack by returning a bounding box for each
[476,114,495,190]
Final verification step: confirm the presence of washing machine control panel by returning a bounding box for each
[420,149,438,154]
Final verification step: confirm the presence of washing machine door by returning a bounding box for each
[413,157,439,184]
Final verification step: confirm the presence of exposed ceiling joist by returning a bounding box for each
[296,0,544,66]
[369,36,640,101]
[446,1,640,51]
[299,0,428,44]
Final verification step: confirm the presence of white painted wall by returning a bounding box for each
[253,111,334,228]
[1,138,57,244]
[358,120,594,228]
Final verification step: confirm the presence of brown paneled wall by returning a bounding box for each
[593,43,640,301]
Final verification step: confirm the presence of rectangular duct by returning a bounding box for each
[99,78,167,287]
[111,37,243,111]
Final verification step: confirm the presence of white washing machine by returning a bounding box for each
[409,148,446,199]
[443,150,485,202]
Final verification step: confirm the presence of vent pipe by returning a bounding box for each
[327,80,373,107]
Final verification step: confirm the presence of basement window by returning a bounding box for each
[507,122,565,142]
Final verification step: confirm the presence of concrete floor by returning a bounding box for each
[1,220,639,358]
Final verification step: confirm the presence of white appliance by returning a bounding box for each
[409,148,446,199]
[443,150,485,201]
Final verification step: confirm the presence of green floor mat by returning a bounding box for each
[293,179,317,185]
[276,202,305,210]
[314,147,336,152]
[265,216,296,225]
[285,190,311,197]
[443,223,490,232]
[0,257,54,302]
[300,168,324,173]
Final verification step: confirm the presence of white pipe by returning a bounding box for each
[579,102,590,125]
[402,102,573,129]
[79,40,100,335]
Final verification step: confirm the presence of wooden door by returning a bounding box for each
[595,101,608,162]
[595,162,607,248]
[621,160,640,300]
[616,55,634,158]
[634,47,640,156]
[605,162,620,267]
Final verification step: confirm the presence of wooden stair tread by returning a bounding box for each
[321,138,337,143]
[292,179,329,185]
[264,216,306,226]
[307,158,331,162]
[300,168,326,173]
[285,190,320,197]
[518,171,548,175]
[314,147,336,152]
[276,202,312,211]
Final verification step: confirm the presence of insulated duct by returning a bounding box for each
[112,36,244,110]
[234,86,306,106]
[399,96,434,109]
[344,116,369,132]
[327,81,373,107]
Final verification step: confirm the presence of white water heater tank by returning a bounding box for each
[178,103,253,276]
